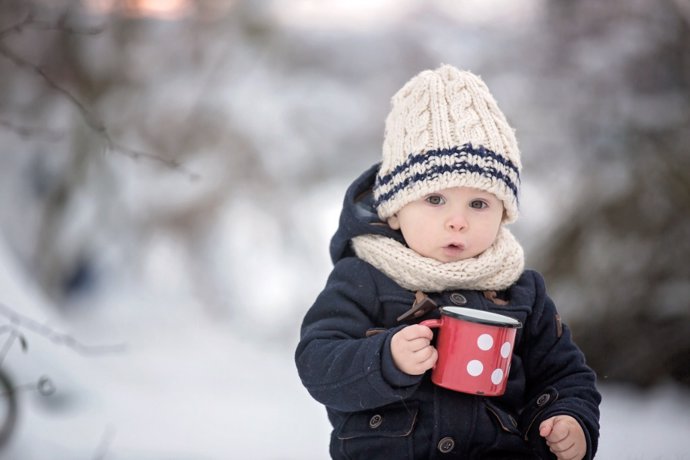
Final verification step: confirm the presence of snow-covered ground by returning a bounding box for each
[1,315,332,459]
[3,313,690,459]
[598,383,690,460]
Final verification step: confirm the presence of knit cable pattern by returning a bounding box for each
[375,65,521,223]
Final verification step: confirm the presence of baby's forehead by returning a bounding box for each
[432,186,500,198]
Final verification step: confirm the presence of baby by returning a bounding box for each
[295,65,601,459]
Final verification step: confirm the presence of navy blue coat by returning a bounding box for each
[295,165,601,459]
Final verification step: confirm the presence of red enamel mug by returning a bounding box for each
[420,306,521,396]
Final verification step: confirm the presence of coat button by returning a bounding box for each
[536,393,551,406]
[368,414,383,429]
[437,436,455,453]
[449,293,467,305]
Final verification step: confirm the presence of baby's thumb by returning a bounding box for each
[539,418,554,438]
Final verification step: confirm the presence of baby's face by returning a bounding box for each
[387,187,503,263]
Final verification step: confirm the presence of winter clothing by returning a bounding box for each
[374,65,521,223]
[357,66,525,294]
[296,65,600,459]
[295,165,601,459]
[351,226,524,292]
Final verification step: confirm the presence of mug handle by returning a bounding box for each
[419,319,442,371]
[419,319,442,329]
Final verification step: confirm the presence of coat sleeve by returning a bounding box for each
[518,271,602,459]
[294,257,422,412]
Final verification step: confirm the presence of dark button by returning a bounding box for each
[368,414,383,429]
[508,415,518,428]
[536,393,551,406]
[449,293,467,305]
[437,436,455,453]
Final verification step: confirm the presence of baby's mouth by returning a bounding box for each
[442,243,467,257]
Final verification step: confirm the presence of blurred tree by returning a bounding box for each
[0,0,429,316]
[0,0,269,306]
[537,0,690,387]
[3,0,686,389]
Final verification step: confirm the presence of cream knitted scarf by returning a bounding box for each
[351,226,524,292]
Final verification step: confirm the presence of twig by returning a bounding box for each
[107,139,201,182]
[92,424,116,460]
[0,119,63,141]
[0,9,33,39]
[0,6,104,38]
[0,329,19,366]
[0,42,106,132]
[0,302,127,357]
[0,11,200,181]
[0,375,55,397]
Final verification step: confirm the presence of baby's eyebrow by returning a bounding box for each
[473,192,498,199]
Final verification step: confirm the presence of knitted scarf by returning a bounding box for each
[351,226,524,292]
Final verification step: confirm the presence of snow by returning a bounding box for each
[0,234,331,459]
[598,383,690,459]
[1,234,690,459]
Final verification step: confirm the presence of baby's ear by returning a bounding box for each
[387,215,401,230]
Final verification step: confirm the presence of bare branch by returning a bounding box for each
[0,9,33,39]
[0,11,200,181]
[0,42,106,131]
[106,138,202,181]
[26,19,105,36]
[92,424,117,460]
[0,118,63,141]
[0,375,55,397]
[0,302,127,356]
[0,7,104,38]
[0,329,19,366]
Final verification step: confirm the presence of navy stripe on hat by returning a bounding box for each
[373,143,520,210]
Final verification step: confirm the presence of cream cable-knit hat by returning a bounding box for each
[373,65,521,223]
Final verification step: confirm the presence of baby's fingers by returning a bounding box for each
[541,416,586,460]
[418,345,438,367]
[407,336,432,352]
[407,345,437,374]
[399,324,434,341]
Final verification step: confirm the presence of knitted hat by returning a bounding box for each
[373,65,521,223]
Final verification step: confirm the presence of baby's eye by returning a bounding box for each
[425,194,445,205]
[470,200,488,209]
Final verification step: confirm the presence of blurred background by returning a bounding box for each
[0,0,689,458]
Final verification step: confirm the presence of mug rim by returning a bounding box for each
[439,306,522,328]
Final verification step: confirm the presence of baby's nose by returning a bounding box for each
[446,212,468,231]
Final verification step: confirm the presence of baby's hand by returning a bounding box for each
[391,324,437,375]
[539,415,587,460]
